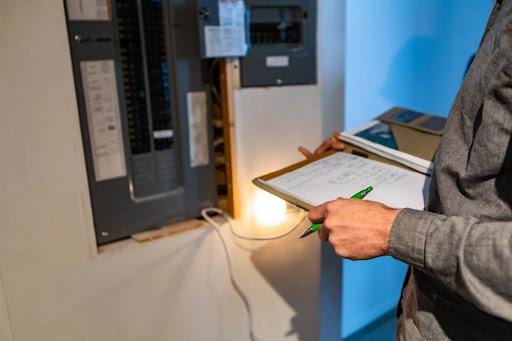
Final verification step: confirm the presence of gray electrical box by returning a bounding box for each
[64,0,216,245]
[241,0,316,87]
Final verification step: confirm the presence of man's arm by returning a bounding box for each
[390,208,512,322]
[309,200,512,322]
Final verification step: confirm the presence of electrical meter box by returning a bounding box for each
[64,0,216,245]
[241,0,316,87]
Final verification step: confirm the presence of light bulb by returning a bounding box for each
[251,189,287,227]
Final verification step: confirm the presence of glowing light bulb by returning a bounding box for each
[251,189,287,227]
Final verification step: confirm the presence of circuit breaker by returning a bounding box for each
[64,0,216,245]
[241,0,316,87]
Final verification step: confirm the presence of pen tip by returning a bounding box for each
[299,229,312,239]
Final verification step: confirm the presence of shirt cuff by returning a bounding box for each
[388,208,435,269]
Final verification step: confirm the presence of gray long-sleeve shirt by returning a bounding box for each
[389,1,512,339]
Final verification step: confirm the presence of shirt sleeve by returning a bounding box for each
[389,208,512,322]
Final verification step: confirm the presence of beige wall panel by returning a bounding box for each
[0,1,325,341]
[0,271,13,341]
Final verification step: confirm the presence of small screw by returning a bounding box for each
[276,78,283,85]
[101,232,109,237]
[198,7,210,21]
[74,34,81,42]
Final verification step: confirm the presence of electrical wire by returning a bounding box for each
[201,208,259,341]
[200,207,306,341]
[202,207,306,241]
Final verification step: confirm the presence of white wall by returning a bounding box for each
[232,3,345,339]
[234,86,322,224]
[318,0,345,135]
[0,1,341,340]
[345,0,492,127]
[234,0,346,224]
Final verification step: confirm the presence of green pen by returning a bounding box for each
[299,186,374,239]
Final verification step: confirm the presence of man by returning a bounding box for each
[299,1,512,339]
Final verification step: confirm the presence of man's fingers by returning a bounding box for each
[298,146,313,158]
[330,132,345,150]
[332,140,345,150]
[300,133,344,159]
[318,224,329,241]
[308,203,328,222]
[313,137,334,155]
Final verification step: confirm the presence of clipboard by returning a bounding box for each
[253,150,337,211]
[253,107,443,211]
[253,142,425,211]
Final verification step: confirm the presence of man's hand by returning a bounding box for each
[308,199,401,260]
[298,131,345,158]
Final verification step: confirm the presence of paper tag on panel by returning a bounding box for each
[66,0,112,20]
[187,92,210,167]
[80,60,127,181]
[219,0,245,26]
[266,56,290,68]
[204,0,247,57]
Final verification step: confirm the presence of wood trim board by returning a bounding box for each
[220,58,241,218]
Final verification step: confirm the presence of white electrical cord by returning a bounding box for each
[202,207,306,241]
[200,207,306,341]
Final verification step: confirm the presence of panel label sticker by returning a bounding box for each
[80,60,127,181]
[187,92,210,167]
[266,56,290,68]
[204,0,247,57]
[153,130,174,139]
[204,26,246,57]
[219,0,245,27]
[66,0,112,21]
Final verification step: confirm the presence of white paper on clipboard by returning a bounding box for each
[261,152,429,210]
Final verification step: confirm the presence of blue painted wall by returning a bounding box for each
[342,0,492,338]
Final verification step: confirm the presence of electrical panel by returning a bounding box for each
[241,0,316,87]
[64,0,216,245]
